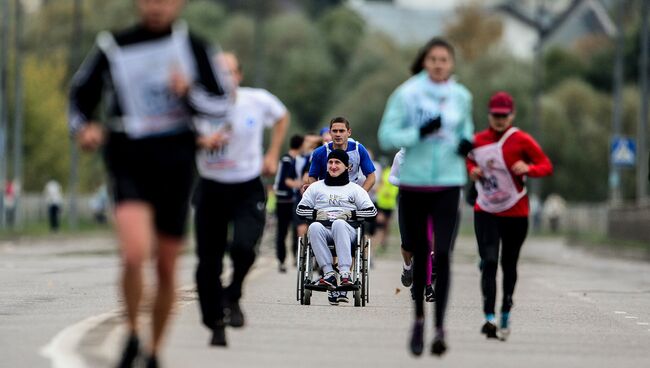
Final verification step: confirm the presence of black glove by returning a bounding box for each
[419,116,442,137]
[457,138,473,157]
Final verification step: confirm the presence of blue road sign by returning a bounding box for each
[611,137,636,167]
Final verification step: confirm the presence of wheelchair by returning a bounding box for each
[295,220,371,307]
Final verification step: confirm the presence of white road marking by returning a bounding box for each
[40,311,121,368]
[41,257,274,367]
[614,311,627,314]
[636,322,649,326]
[624,316,639,319]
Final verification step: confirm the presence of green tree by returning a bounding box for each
[540,79,611,201]
[324,32,410,152]
[219,14,256,85]
[317,6,365,68]
[263,13,336,129]
[183,0,226,44]
[25,0,135,64]
[22,57,70,191]
[332,32,407,99]
[459,53,535,133]
[444,4,503,62]
[543,47,587,90]
[300,0,345,18]
[325,69,407,154]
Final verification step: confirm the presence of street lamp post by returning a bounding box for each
[13,0,25,226]
[531,0,549,198]
[638,0,649,205]
[610,0,626,205]
[68,0,83,229]
[0,0,10,229]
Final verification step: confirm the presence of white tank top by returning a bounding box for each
[97,22,196,138]
[471,128,527,213]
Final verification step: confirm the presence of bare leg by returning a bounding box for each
[115,202,154,335]
[297,223,308,237]
[150,234,182,354]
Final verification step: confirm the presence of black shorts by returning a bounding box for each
[376,207,394,228]
[292,195,309,226]
[365,213,378,236]
[103,131,196,238]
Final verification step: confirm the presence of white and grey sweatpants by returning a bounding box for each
[308,219,356,274]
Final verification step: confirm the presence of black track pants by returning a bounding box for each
[275,201,297,264]
[194,177,266,329]
[474,211,528,315]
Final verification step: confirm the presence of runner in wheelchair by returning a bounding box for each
[296,149,377,291]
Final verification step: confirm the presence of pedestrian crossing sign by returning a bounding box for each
[611,137,636,167]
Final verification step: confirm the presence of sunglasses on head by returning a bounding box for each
[490,113,510,119]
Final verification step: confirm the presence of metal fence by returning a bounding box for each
[12,193,97,226]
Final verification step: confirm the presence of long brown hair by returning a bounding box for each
[410,37,455,75]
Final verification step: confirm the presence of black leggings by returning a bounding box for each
[194,177,266,329]
[474,211,528,315]
[400,187,460,328]
[275,201,297,264]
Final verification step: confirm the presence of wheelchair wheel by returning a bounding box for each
[363,237,371,305]
[353,242,363,307]
[296,236,306,302]
[301,241,314,306]
[303,288,311,305]
[354,289,361,307]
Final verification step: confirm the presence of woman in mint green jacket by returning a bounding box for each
[378,37,474,357]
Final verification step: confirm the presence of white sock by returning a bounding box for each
[403,262,412,270]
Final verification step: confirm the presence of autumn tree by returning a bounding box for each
[444,4,503,62]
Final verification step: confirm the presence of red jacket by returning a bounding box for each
[466,126,553,217]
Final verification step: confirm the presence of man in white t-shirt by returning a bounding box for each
[194,52,289,347]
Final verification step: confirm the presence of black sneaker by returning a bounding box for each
[116,333,140,368]
[225,301,245,328]
[278,264,287,273]
[409,319,425,356]
[401,265,413,287]
[481,321,498,339]
[431,336,447,356]
[425,284,435,303]
[318,272,338,290]
[337,291,349,303]
[210,321,227,347]
[145,354,159,368]
[327,291,339,306]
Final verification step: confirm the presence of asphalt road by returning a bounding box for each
[1,229,649,368]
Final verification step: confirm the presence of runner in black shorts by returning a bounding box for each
[69,1,232,366]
